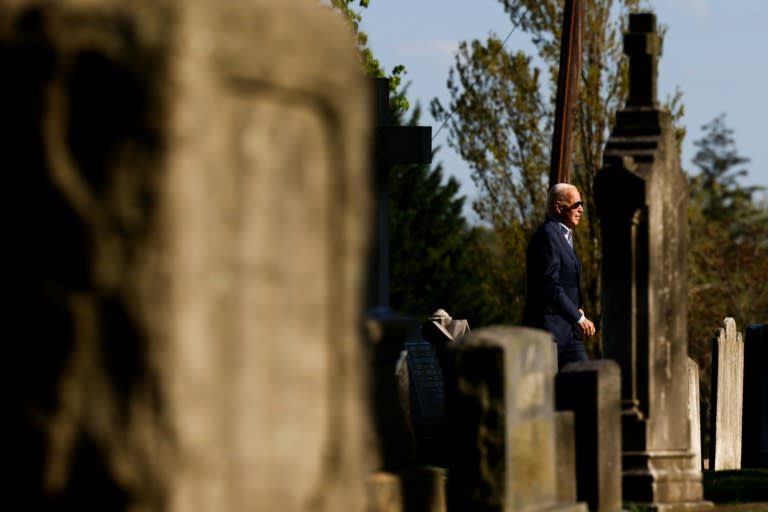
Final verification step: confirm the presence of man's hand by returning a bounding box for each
[578,310,596,337]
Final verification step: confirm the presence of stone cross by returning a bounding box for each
[623,12,661,108]
[368,78,432,308]
[364,83,432,499]
[594,12,711,510]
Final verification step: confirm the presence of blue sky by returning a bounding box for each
[360,0,768,214]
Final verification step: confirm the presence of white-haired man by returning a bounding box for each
[523,183,595,369]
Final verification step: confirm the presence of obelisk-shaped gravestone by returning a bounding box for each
[594,12,711,510]
[4,1,373,511]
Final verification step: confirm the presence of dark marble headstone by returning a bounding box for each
[405,337,446,449]
[742,323,768,468]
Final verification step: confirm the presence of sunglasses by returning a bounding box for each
[559,200,584,210]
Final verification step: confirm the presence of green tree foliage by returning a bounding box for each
[388,156,466,315]
[688,114,768,345]
[328,0,509,325]
[431,0,650,353]
[686,115,768,455]
[690,114,764,226]
[328,0,409,113]
[388,111,515,324]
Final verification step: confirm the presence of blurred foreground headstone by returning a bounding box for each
[4,1,373,510]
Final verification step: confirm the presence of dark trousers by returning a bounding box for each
[558,339,588,370]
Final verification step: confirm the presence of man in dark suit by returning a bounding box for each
[523,183,595,369]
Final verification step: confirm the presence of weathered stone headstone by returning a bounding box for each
[5,1,373,510]
[688,358,703,471]
[445,326,586,512]
[555,411,579,505]
[367,467,446,512]
[742,323,768,468]
[556,360,622,512]
[709,317,744,470]
[594,12,711,510]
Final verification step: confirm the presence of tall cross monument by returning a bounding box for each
[594,13,712,510]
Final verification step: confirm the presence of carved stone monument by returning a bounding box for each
[4,1,373,510]
[594,12,711,510]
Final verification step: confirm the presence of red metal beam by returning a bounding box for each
[549,0,584,188]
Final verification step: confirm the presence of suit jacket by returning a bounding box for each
[522,216,584,349]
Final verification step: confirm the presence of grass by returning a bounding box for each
[437,466,768,508]
[624,503,653,512]
[621,469,768,511]
[703,469,768,504]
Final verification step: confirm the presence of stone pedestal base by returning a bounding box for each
[539,504,588,512]
[623,451,713,511]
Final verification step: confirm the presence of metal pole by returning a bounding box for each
[549,0,584,188]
